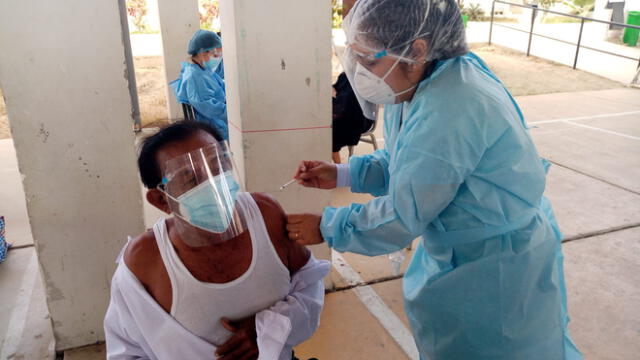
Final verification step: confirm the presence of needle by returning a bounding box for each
[280,179,296,190]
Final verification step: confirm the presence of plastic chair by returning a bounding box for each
[181,103,196,121]
[348,105,381,157]
[348,120,378,157]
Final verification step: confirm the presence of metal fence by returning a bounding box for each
[488,0,640,70]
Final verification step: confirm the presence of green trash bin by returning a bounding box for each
[623,11,640,46]
[462,14,469,28]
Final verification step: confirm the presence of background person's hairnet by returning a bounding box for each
[188,30,222,55]
[346,0,468,62]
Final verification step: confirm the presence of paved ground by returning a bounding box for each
[1,87,638,359]
[466,21,640,84]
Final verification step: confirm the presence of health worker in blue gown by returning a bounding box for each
[170,30,228,140]
[285,0,583,359]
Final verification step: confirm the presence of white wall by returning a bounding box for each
[147,0,162,31]
[219,0,334,286]
[0,0,145,350]
[157,0,200,120]
[627,0,640,11]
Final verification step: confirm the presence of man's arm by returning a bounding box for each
[253,193,329,346]
[252,192,311,275]
[104,266,151,360]
[240,194,330,356]
[259,253,330,347]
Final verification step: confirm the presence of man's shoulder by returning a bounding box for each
[249,192,310,274]
[123,229,160,280]
[249,192,287,241]
[250,192,285,217]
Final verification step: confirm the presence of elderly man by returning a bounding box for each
[104,121,329,360]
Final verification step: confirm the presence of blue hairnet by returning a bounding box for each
[345,0,468,62]
[188,30,222,55]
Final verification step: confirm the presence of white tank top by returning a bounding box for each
[153,192,291,346]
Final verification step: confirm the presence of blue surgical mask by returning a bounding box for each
[204,56,222,71]
[176,171,240,233]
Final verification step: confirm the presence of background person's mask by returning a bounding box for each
[204,56,222,71]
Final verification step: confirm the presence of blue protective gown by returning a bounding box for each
[320,53,582,360]
[170,62,229,140]
[215,58,225,79]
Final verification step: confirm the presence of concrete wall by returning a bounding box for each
[156,0,200,120]
[219,0,334,285]
[0,0,145,350]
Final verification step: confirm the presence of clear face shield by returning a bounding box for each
[159,142,247,247]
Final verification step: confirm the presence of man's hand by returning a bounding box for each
[286,214,324,246]
[215,316,258,360]
[293,161,337,190]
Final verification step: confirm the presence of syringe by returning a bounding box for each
[279,179,296,190]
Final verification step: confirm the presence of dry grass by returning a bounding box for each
[133,56,170,128]
[472,45,622,96]
[0,48,623,140]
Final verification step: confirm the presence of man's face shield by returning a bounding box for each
[159,142,247,246]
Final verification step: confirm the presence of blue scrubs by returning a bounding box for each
[320,53,582,359]
[170,62,228,140]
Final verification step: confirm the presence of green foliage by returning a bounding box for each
[126,0,148,33]
[332,0,343,29]
[562,0,595,16]
[572,0,594,9]
[199,0,220,31]
[462,3,485,21]
[537,0,560,10]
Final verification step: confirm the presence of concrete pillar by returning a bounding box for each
[593,0,614,40]
[219,0,334,287]
[0,0,145,351]
[156,0,200,121]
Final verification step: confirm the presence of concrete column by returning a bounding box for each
[593,0,613,40]
[156,0,200,121]
[219,0,334,287]
[0,0,145,351]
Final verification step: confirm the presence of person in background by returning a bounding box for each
[170,30,228,140]
[331,72,374,164]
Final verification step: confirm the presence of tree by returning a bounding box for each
[333,0,343,29]
[537,0,560,10]
[199,0,220,31]
[126,0,148,33]
[563,0,595,16]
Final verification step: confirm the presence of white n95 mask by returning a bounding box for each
[353,62,416,105]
